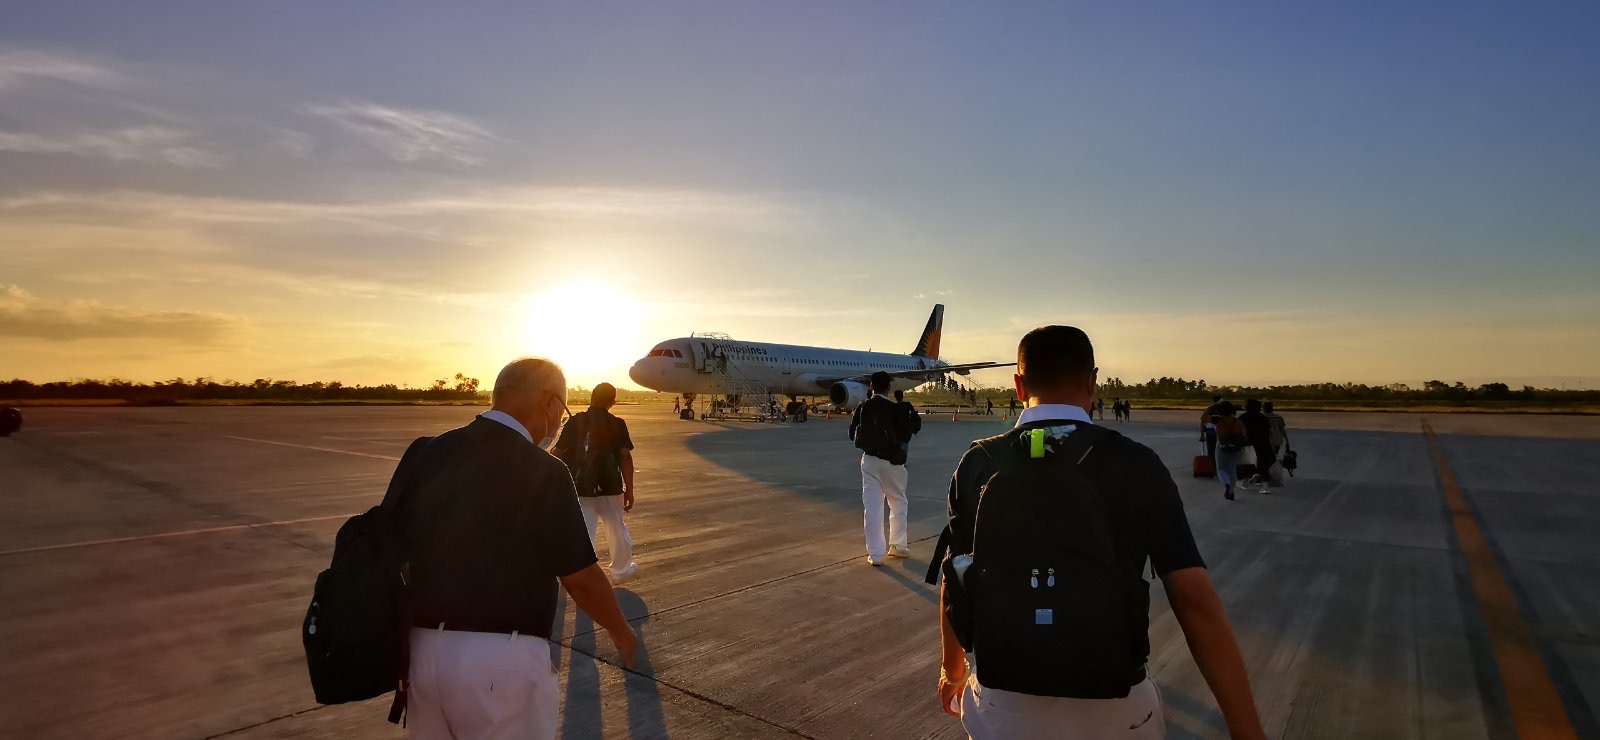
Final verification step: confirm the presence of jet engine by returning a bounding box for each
[828,381,870,410]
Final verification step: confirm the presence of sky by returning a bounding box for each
[2,1,1598,391]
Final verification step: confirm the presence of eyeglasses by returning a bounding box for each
[546,391,573,425]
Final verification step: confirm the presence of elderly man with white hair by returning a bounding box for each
[397,357,638,740]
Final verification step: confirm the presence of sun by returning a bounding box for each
[518,281,650,389]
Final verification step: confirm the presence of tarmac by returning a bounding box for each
[1,405,1597,739]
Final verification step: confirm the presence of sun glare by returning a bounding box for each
[518,282,650,389]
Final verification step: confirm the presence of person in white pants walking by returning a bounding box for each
[554,382,639,583]
[850,372,913,566]
[400,358,637,740]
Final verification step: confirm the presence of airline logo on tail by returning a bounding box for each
[911,304,944,359]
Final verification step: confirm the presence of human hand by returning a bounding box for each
[609,625,639,668]
[623,489,635,512]
[937,664,967,718]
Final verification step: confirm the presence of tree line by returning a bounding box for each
[1092,376,1597,402]
[1,374,485,403]
[2,374,1594,406]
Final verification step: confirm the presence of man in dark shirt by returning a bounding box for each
[399,358,636,740]
[554,382,639,583]
[850,372,911,565]
[936,327,1262,739]
[1239,398,1273,490]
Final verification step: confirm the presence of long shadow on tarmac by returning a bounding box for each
[560,589,668,739]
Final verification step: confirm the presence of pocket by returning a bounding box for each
[477,668,536,722]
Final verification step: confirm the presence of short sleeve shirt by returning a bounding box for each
[402,418,598,636]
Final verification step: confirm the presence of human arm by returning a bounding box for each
[848,405,861,440]
[1164,568,1264,740]
[559,564,638,667]
[616,419,635,511]
[937,582,967,718]
[539,457,635,666]
[935,450,982,717]
[620,448,635,511]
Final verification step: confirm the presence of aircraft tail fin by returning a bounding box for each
[911,304,944,359]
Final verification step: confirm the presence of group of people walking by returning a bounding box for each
[1202,395,1293,500]
[338,329,1266,740]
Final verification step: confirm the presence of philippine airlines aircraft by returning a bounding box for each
[626,304,1011,409]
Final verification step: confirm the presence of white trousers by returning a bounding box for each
[407,628,560,740]
[860,454,909,559]
[961,676,1165,739]
[579,494,634,573]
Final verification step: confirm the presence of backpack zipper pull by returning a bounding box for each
[1030,568,1039,589]
[1047,568,1056,588]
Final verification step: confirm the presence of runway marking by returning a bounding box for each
[1423,420,1577,740]
[0,513,352,558]
[224,435,401,461]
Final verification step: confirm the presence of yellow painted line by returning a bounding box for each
[1423,420,1576,740]
[0,513,354,557]
[225,435,402,461]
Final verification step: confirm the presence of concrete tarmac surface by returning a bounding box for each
[1,406,1597,739]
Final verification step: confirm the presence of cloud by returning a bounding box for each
[0,49,122,90]
[311,354,418,372]
[0,185,796,226]
[0,127,227,167]
[301,101,496,166]
[0,285,248,345]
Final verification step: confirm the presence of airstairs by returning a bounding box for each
[687,332,782,421]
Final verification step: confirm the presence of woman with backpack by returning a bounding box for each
[1213,401,1248,501]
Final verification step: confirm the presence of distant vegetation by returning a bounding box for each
[909,376,1599,413]
[1,375,487,404]
[3,374,1595,413]
[1092,376,1597,404]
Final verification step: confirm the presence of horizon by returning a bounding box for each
[4,3,1598,390]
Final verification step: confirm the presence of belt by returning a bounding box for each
[417,620,549,639]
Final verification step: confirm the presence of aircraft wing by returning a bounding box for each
[815,361,1015,388]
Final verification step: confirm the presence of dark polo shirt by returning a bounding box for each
[399,416,597,637]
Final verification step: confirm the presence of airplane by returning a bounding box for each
[626,304,1013,410]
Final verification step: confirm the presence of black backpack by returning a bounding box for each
[303,437,431,723]
[960,425,1141,699]
[554,411,622,496]
[854,397,901,460]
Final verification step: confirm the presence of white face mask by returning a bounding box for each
[537,392,570,450]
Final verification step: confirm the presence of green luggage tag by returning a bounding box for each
[1027,428,1047,459]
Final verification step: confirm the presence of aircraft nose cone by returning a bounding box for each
[628,361,647,387]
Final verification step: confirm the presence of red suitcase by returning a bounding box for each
[1192,443,1216,478]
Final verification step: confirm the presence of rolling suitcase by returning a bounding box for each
[1192,443,1216,478]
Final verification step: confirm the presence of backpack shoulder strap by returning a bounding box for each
[379,436,433,512]
[924,435,1006,585]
